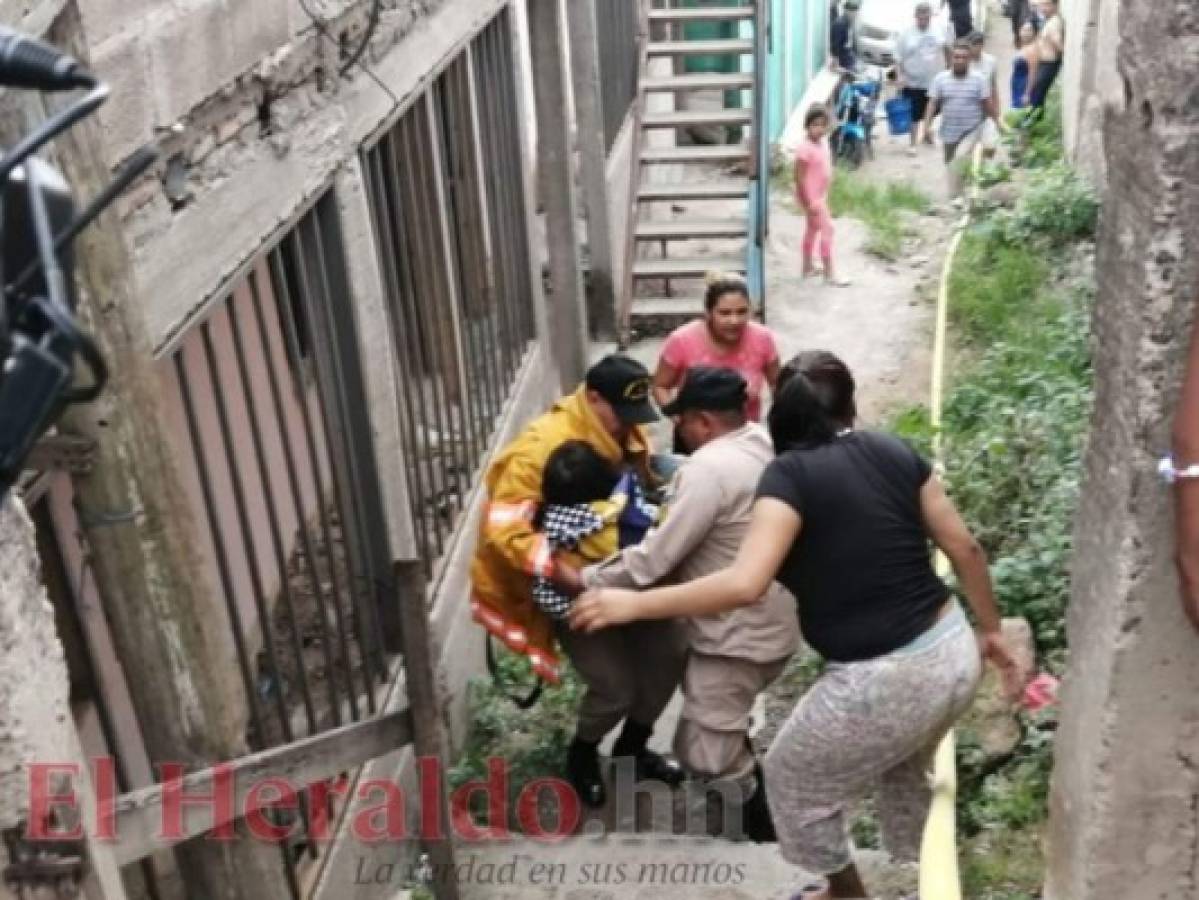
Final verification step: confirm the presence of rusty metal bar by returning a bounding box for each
[379,127,446,570]
[365,139,437,573]
[227,291,319,737]
[399,106,462,550]
[267,244,361,724]
[419,87,473,527]
[200,319,295,745]
[497,14,537,347]
[436,59,489,469]
[460,44,507,428]
[247,268,344,730]
[474,22,522,380]
[300,204,390,696]
[482,17,536,358]
[172,350,269,748]
[285,220,378,715]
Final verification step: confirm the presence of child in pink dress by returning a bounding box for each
[794,105,849,287]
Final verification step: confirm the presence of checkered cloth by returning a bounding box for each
[532,472,659,620]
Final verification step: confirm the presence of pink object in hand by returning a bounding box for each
[1022,672,1060,711]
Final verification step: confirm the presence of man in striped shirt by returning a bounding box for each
[924,41,1000,196]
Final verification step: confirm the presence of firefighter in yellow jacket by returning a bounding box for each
[470,355,687,807]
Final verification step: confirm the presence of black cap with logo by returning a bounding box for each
[585,354,659,425]
[661,366,748,416]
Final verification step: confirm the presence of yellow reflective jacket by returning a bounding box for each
[469,386,653,683]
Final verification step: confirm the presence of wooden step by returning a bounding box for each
[647,39,754,57]
[641,145,750,165]
[642,109,753,129]
[637,181,749,202]
[630,297,704,317]
[642,73,755,92]
[636,219,748,240]
[632,256,746,279]
[648,7,756,23]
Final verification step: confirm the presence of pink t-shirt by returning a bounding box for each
[795,138,832,209]
[660,320,779,421]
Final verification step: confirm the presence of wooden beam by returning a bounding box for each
[111,709,414,866]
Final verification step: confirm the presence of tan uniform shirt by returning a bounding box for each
[585,423,801,663]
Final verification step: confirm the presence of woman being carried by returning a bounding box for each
[572,351,1025,900]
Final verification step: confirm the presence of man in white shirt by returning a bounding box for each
[895,2,950,151]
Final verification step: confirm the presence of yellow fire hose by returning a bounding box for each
[917,143,984,900]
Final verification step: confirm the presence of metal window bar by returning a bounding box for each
[164,197,395,893]
[596,0,640,151]
[362,9,535,577]
[165,198,391,747]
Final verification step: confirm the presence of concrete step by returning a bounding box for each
[648,7,756,23]
[631,296,705,318]
[637,182,749,202]
[632,256,745,279]
[642,109,753,130]
[408,836,913,899]
[641,145,750,165]
[642,73,756,93]
[647,39,754,57]
[635,219,748,241]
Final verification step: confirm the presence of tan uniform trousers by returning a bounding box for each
[674,652,789,782]
[556,618,688,744]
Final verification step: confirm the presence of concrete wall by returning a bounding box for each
[1060,0,1120,187]
[1045,0,1199,894]
[606,112,635,305]
[0,500,125,900]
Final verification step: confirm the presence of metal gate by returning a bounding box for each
[159,192,392,894]
[362,8,537,578]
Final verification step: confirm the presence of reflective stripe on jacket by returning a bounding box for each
[469,386,652,683]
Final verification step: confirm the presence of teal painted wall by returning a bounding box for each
[764,0,829,141]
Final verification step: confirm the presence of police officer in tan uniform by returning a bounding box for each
[584,368,801,839]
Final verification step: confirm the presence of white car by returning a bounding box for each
[856,0,987,67]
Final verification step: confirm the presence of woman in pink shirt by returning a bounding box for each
[653,273,781,431]
[795,105,849,287]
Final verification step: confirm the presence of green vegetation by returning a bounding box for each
[828,168,932,260]
[448,645,582,824]
[1005,86,1065,169]
[890,125,1098,898]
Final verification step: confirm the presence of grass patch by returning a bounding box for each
[828,167,931,260]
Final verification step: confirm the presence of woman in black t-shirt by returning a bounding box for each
[571,351,1024,900]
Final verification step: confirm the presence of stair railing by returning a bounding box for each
[746,0,770,318]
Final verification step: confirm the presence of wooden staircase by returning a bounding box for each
[621,0,766,343]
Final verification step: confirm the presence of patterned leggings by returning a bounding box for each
[803,204,835,262]
[763,605,981,875]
